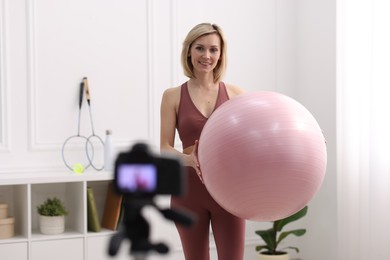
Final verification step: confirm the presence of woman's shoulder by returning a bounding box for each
[163,85,180,94]
[161,85,182,104]
[223,82,245,98]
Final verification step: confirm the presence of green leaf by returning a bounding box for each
[277,229,306,245]
[255,229,277,251]
[255,245,271,252]
[274,206,308,232]
[280,246,300,253]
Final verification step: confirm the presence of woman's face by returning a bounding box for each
[189,33,221,75]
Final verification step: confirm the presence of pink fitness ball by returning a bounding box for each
[198,91,327,221]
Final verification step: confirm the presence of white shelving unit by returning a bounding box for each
[0,171,129,260]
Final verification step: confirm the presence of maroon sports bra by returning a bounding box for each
[176,82,230,149]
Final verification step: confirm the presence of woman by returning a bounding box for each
[160,23,245,260]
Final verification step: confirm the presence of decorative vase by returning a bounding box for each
[257,253,289,260]
[39,215,65,235]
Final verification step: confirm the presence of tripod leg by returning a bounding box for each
[108,232,125,256]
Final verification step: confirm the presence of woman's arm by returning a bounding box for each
[160,87,179,153]
[160,87,197,168]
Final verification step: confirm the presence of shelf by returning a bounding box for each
[0,170,114,185]
[31,230,85,241]
[0,235,28,244]
[0,170,118,260]
[87,228,115,237]
[0,184,29,238]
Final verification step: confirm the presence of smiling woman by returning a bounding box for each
[160,23,246,260]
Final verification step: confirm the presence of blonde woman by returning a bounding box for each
[160,23,245,260]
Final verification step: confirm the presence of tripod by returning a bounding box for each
[108,196,194,260]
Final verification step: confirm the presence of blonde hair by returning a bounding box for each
[181,23,227,83]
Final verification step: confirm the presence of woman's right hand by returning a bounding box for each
[188,140,203,183]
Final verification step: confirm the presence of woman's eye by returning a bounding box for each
[211,48,219,53]
[196,46,204,51]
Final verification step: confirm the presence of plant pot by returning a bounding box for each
[39,215,65,235]
[257,253,289,260]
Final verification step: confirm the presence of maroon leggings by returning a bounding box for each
[171,167,245,260]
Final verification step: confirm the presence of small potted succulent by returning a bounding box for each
[37,197,69,235]
[255,206,308,260]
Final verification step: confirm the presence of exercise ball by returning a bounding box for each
[198,91,327,221]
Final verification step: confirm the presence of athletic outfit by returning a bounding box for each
[172,81,245,260]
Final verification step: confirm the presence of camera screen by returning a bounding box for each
[117,164,157,193]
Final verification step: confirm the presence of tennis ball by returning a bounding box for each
[73,163,84,174]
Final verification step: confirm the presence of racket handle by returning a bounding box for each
[79,82,84,109]
[83,77,91,105]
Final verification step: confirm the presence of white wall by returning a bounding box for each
[294,1,337,260]
[0,0,336,259]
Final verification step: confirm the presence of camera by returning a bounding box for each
[109,142,194,259]
[113,142,185,197]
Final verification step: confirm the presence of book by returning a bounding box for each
[101,182,123,230]
[87,187,101,232]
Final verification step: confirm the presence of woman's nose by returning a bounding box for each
[203,50,210,58]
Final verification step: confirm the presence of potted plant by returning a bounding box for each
[37,197,69,235]
[255,206,308,260]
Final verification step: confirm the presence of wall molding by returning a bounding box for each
[170,0,179,87]
[25,0,42,151]
[0,0,9,152]
[146,0,154,144]
[170,0,183,150]
[26,0,60,152]
[25,0,153,152]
